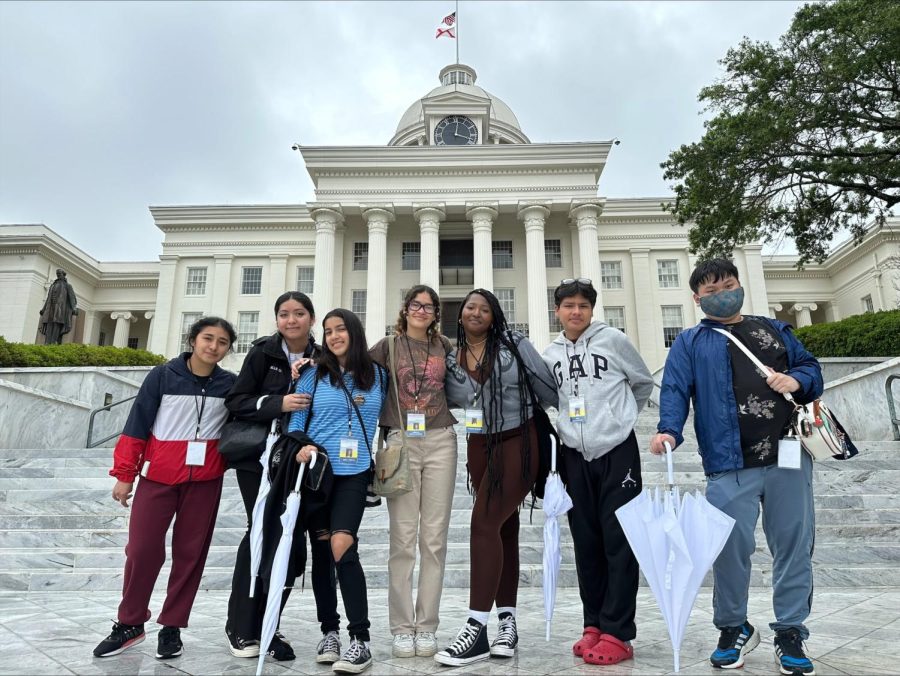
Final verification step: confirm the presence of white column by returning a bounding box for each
[363,207,394,345]
[467,203,498,293]
[415,205,444,291]
[111,312,134,348]
[311,207,343,315]
[630,248,659,363]
[792,303,817,327]
[873,269,886,310]
[519,203,551,350]
[740,245,771,317]
[768,303,784,318]
[144,312,155,347]
[269,253,288,298]
[210,254,233,318]
[81,310,98,346]
[685,249,705,324]
[332,224,345,309]
[149,256,177,355]
[570,200,605,309]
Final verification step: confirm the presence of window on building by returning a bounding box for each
[604,306,626,333]
[496,288,516,323]
[180,312,202,349]
[352,290,367,325]
[127,337,139,350]
[601,261,623,289]
[296,266,314,294]
[657,259,680,288]
[353,242,368,271]
[547,288,562,332]
[661,305,684,348]
[241,266,263,295]
[185,267,207,296]
[236,312,259,353]
[544,239,562,268]
[862,295,874,313]
[492,241,513,269]
[98,331,106,347]
[402,242,421,271]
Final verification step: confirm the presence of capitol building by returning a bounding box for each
[2,63,898,371]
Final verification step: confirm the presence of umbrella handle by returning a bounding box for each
[293,451,317,493]
[550,435,557,474]
[664,441,675,490]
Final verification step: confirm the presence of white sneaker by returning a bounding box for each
[392,633,415,658]
[415,632,438,657]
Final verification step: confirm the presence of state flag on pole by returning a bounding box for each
[436,11,456,39]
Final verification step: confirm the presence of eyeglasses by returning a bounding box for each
[560,277,593,285]
[408,301,436,315]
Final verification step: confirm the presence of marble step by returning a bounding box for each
[3,540,897,575]
[6,559,900,593]
[3,518,898,553]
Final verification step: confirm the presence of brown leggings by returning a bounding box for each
[466,420,539,612]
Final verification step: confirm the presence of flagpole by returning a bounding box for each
[455,0,459,64]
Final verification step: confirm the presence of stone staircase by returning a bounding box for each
[1,408,898,592]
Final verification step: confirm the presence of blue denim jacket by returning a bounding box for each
[657,316,824,475]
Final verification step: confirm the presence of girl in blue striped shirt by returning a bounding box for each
[288,308,386,673]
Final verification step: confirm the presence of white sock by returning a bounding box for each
[497,606,516,619]
[468,609,490,625]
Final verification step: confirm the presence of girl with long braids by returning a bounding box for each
[370,285,458,659]
[435,289,558,667]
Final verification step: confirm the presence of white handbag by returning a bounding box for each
[713,328,855,461]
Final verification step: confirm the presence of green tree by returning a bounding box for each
[661,0,900,266]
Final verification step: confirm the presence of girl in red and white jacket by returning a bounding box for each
[93,317,237,661]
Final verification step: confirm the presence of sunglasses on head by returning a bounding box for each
[560,277,592,285]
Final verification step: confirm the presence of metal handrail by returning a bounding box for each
[85,395,138,448]
[887,374,900,441]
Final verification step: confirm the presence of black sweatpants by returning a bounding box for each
[226,468,339,640]
[562,431,642,642]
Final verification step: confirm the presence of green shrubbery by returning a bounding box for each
[0,337,166,367]
[793,309,900,358]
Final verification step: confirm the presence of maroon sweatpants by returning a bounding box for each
[118,476,223,628]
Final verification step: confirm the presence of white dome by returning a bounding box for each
[390,65,528,145]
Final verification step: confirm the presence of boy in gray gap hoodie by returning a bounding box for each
[541,279,653,666]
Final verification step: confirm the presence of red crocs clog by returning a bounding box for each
[583,634,634,665]
[572,627,603,657]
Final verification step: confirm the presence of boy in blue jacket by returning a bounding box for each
[650,259,823,676]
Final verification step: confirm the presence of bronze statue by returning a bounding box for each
[39,269,78,345]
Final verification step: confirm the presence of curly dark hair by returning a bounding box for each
[393,285,441,337]
[457,289,533,500]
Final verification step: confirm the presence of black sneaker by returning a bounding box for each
[710,622,760,669]
[93,621,145,658]
[332,638,372,674]
[434,618,490,667]
[317,630,342,664]
[225,625,260,658]
[774,629,816,676]
[156,626,182,660]
[266,631,295,661]
[490,612,518,657]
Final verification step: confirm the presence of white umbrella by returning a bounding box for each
[615,442,735,672]
[256,451,317,676]
[249,419,280,598]
[542,436,573,641]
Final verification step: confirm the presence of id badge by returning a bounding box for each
[464,408,483,433]
[568,396,586,423]
[339,436,359,462]
[186,440,206,466]
[406,411,426,437]
[777,438,802,469]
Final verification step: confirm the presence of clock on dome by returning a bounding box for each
[434,115,478,146]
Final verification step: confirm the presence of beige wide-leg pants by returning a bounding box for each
[386,425,458,635]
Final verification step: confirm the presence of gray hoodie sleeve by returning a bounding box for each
[513,334,560,410]
[612,329,654,412]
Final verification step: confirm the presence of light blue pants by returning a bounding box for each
[705,452,815,639]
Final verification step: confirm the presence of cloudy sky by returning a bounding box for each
[0,0,805,262]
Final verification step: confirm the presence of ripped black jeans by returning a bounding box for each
[307,470,371,641]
